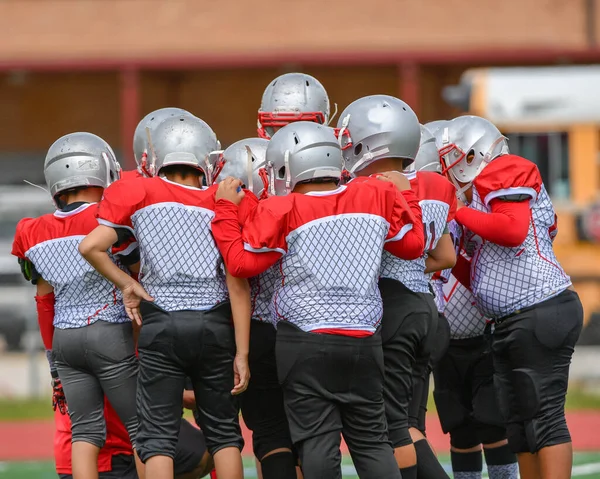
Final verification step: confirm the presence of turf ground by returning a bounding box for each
[3,454,600,478]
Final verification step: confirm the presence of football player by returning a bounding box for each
[79,115,255,479]
[337,97,455,479]
[12,133,143,479]
[440,115,583,479]
[214,138,297,479]
[257,73,330,139]
[211,121,425,478]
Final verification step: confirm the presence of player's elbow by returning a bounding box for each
[78,237,95,259]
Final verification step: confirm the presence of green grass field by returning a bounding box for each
[2,454,600,478]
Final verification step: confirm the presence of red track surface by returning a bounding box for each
[1,413,599,461]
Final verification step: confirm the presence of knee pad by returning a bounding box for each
[472,379,506,428]
[450,423,481,450]
[513,368,541,420]
[433,388,469,434]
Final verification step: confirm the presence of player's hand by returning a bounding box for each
[216,177,245,205]
[377,171,411,191]
[231,353,250,395]
[182,390,197,410]
[121,281,153,326]
[52,376,68,415]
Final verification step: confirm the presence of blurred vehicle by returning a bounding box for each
[443,65,600,328]
[0,185,54,350]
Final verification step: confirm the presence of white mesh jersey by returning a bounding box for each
[250,262,282,326]
[380,171,456,293]
[468,156,571,319]
[132,203,228,312]
[98,177,258,313]
[238,179,421,334]
[443,272,487,339]
[13,203,128,329]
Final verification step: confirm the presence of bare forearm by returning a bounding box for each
[227,275,251,356]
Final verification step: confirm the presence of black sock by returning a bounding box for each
[260,451,297,479]
[414,439,450,479]
[451,450,483,479]
[484,444,518,479]
[400,464,418,479]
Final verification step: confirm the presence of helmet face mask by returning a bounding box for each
[258,73,330,139]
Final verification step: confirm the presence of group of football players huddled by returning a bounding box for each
[12,72,582,479]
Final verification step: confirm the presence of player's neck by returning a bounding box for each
[355,158,406,177]
[293,182,339,194]
[164,173,203,189]
[62,187,103,206]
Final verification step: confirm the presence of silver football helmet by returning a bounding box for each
[149,115,221,182]
[215,138,269,198]
[266,122,342,196]
[258,73,330,139]
[133,107,191,176]
[412,125,442,173]
[439,115,508,200]
[44,132,121,207]
[424,120,448,136]
[336,95,421,174]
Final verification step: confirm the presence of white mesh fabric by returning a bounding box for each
[132,203,228,312]
[250,262,282,326]
[272,214,389,333]
[443,275,487,339]
[469,184,571,319]
[26,236,128,328]
[380,199,450,293]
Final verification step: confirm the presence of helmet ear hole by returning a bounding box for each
[354,143,362,156]
[277,166,286,179]
[466,149,475,165]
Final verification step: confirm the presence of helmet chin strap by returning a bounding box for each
[267,161,276,196]
[349,146,391,174]
[245,145,254,193]
[284,150,292,192]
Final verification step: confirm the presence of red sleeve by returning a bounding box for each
[452,252,471,290]
[211,199,285,278]
[35,292,55,350]
[418,172,457,223]
[12,217,35,258]
[237,190,259,225]
[384,188,425,260]
[97,178,146,230]
[455,199,531,248]
[474,155,542,206]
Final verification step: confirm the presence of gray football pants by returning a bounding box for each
[53,320,139,449]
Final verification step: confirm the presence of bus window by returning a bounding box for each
[504,132,569,200]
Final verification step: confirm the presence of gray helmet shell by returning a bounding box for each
[424,120,448,136]
[412,125,442,173]
[215,138,269,197]
[44,132,120,206]
[258,73,330,139]
[337,95,421,174]
[133,107,191,170]
[266,122,342,196]
[439,115,508,184]
[149,115,220,182]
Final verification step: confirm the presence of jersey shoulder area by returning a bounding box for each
[101,176,149,208]
[119,169,144,181]
[415,171,456,204]
[474,154,542,206]
[12,205,98,257]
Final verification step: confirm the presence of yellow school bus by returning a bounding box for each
[443,65,600,324]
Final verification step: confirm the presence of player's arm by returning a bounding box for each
[211,178,284,278]
[383,186,425,260]
[225,269,251,396]
[425,232,456,274]
[79,225,152,325]
[455,198,530,248]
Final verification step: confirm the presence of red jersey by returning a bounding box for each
[12,203,129,329]
[211,177,424,336]
[380,171,457,293]
[120,169,144,181]
[54,398,132,474]
[97,176,258,312]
